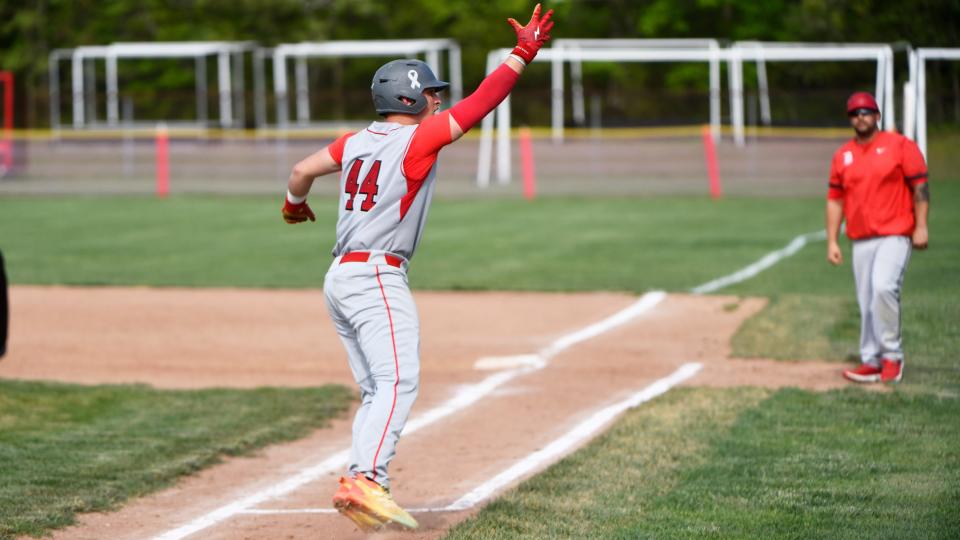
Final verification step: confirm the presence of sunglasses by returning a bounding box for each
[848,108,879,118]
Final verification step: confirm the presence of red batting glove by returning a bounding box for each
[282,198,315,224]
[507,3,554,65]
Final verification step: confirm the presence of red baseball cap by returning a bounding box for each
[846,92,879,113]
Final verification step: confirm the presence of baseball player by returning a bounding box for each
[280,4,554,531]
[827,92,930,383]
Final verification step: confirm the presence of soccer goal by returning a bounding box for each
[906,48,960,159]
[477,42,726,188]
[477,40,900,198]
[551,39,724,142]
[727,42,895,147]
[265,39,462,129]
[49,42,256,129]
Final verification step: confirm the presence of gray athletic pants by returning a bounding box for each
[851,235,912,365]
[323,252,420,489]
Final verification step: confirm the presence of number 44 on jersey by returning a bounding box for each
[344,159,381,212]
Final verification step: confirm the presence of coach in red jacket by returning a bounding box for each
[826,92,930,383]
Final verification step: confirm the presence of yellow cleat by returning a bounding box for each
[332,475,419,530]
[338,504,384,532]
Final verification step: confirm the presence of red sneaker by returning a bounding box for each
[843,363,882,383]
[880,358,903,383]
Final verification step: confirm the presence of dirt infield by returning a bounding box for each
[2,286,847,540]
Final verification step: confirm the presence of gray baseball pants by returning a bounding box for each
[323,252,420,489]
[851,235,912,365]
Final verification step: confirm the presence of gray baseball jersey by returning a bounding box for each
[332,122,438,261]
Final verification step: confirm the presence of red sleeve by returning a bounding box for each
[448,63,520,133]
[327,132,354,166]
[827,154,844,200]
[901,137,928,186]
[401,63,521,183]
[403,111,454,183]
[399,63,522,183]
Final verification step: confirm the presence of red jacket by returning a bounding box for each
[828,131,927,240]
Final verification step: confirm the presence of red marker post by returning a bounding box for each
[701,125,722,199]
[0,71,13,172]
[155,123,169,198]
[519,127,536,200]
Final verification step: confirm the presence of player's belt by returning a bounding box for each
[340,251,403,268]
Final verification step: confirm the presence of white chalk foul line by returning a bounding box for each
[472,229,821,372]
[474,290,667,370]
[540,290,666,359]
[157,228,821,537]
[475,229,821,373]
[154,291,667,540]
[153,450,349,540]
[234,363,702,516]
[233,229,819,520]
[443,362,702,511]
[690,229,826,294]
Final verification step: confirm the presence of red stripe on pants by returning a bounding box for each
[371,265,400,481]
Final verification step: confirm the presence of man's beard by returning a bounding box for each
[855,123,877,138]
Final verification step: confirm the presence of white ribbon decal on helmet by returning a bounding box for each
[407,70,421,90]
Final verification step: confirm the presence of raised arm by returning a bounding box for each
[401,4,554,183]
[446,3,555,141]
[402,4,554,184]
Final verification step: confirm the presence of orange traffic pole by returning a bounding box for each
[155,123,169,198]
[701,125,722,199]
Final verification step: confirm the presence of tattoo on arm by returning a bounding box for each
[914,182,930,202]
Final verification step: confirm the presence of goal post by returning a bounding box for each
[51,42,256,130]
[908,48,960,159]
[267,39,462,129]
[477,43,727,186]
[728,42,895,147]
[475,41,901,197]
[552,39,723,138]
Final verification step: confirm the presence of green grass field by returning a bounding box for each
[0,180,957,538]
[1,193,831,291]
[448,387,960,539]
[444,181,960,539]
[0,382,352,538]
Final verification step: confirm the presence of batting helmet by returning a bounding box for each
[371,59,449,116]
[846,92,880,113]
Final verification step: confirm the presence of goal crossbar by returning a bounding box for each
[478,41,898,185]
[553,39,722,132]
[54,42,256,129]
[269,39,462,128]
[729,42,895,147]
[478,45,726,186]
[907,48,960,159]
